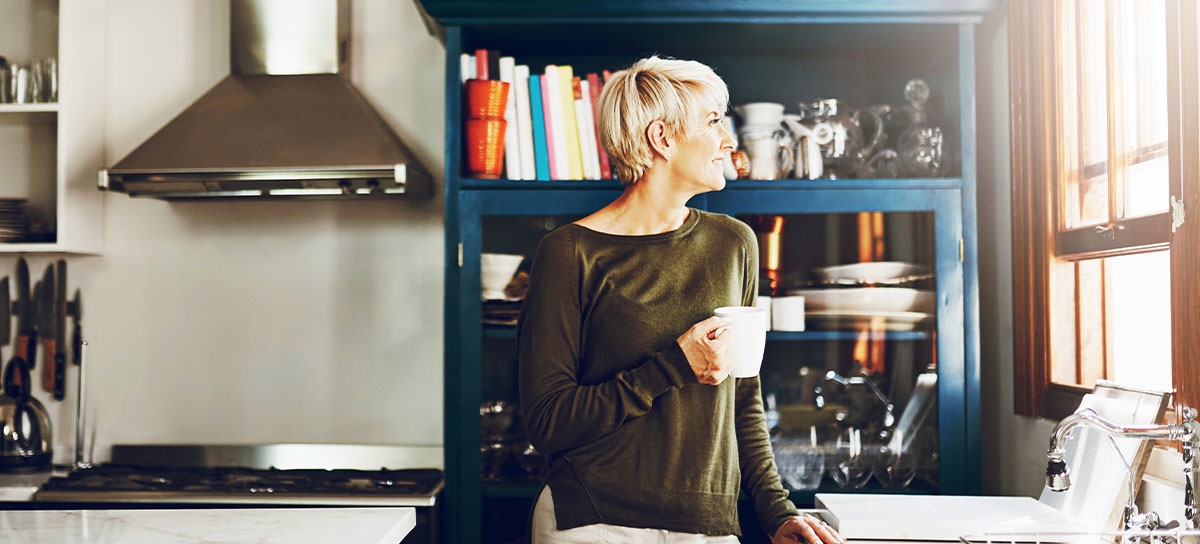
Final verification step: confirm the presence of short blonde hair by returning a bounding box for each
[597,56,729,184]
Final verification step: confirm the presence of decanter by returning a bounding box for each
[896,79,948,177]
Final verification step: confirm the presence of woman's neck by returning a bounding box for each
[576,176,692,235]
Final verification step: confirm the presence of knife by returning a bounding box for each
[0,277,9,363]
[68,288,82,366]
[52,260,66,400]
[39,264,55,394]
[14,257,35,369]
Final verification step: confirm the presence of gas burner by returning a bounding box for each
[39,465,443,498]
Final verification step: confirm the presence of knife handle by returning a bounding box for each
[15,335,29,366]
[18,332,36,370]
[72,322,81,365]
[41,337,54,393]
[52,353,65,401]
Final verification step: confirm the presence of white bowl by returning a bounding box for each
[481,253,524,301]
[791,287,935,314]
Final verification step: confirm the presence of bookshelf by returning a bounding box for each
[420,2,995,542]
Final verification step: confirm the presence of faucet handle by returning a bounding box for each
[1180,405,1196,422]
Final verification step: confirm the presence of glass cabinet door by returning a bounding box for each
[738,210,939,494]
[709,187,968,496]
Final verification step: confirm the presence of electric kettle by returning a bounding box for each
[0,357,52,472]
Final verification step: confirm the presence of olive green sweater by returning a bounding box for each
[517,208,797,537]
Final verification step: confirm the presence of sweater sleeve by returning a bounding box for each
[732,220,799,535]
[517,228,698,457]
[736,377,799,536]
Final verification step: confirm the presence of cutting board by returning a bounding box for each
[816,494,1084,541]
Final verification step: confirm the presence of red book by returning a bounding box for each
[587,73,612,179]
[602,70,613,84]
[474,49,488,79]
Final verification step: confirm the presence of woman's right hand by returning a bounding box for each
[676,316,737,386]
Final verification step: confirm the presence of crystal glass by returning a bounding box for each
[773,437,825,491]
[828,428,872,488]
[870,444,917,489]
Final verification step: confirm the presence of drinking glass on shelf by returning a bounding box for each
[773,429,825,491]
[828,428,872,488]
[870,444,916,489]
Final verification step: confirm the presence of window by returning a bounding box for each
[1010,0,1200,419]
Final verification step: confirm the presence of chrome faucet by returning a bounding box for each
[1045,405,1200,532]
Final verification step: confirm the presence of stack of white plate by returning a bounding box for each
[795,262,936,331]
[0,198,30,242]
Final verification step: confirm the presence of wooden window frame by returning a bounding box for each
[1009,0,1200,420]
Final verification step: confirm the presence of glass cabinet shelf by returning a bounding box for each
[483,325,929,342]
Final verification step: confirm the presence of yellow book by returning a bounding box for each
[557,65,584,180]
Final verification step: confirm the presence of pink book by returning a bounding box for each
[587,72,612,179]
[540,74,559,180]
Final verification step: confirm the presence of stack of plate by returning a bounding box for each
[0,198,30,242]
[795,262,936,331]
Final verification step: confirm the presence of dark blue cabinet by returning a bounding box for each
[426,3,991,542]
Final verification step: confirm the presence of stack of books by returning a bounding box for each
[462,50,614,181]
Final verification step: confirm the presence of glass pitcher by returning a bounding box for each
[797,98,884,179]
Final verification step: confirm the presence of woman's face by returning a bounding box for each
[667,107,736,193]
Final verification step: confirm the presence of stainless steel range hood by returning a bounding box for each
[100,0,432,200]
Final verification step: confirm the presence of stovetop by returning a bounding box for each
[35,464,443,506]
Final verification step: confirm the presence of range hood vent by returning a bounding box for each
[100,0,431,200]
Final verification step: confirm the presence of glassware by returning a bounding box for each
[870,444,917,488]
[828,428,872,488]
[797,98,885,179]
[773,428,825,491]
[36,58,56,103]
[896,79,948,177]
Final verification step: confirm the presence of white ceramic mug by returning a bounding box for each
[772,295,805,331]
[713,306,767,378]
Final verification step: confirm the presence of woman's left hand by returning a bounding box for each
[772,514,847,544]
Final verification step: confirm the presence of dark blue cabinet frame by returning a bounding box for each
[435,7,988,542]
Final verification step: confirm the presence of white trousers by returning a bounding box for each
[531,486,742,544]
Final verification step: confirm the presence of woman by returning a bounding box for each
[517,56,846,544]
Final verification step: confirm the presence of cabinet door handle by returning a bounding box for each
[458,243,464,268]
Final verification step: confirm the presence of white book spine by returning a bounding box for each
[574,95,597,180]
[513,65,536,181]
[579,80,601,180]
[460,54,474,83]
[499,57,521,180]
[544,66,569,180]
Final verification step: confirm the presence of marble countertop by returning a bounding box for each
[0,507,416,543]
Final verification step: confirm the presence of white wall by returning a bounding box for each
[0,0,446,465]
[976,6,1059,496]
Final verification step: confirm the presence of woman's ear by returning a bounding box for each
[645,120,673,162]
